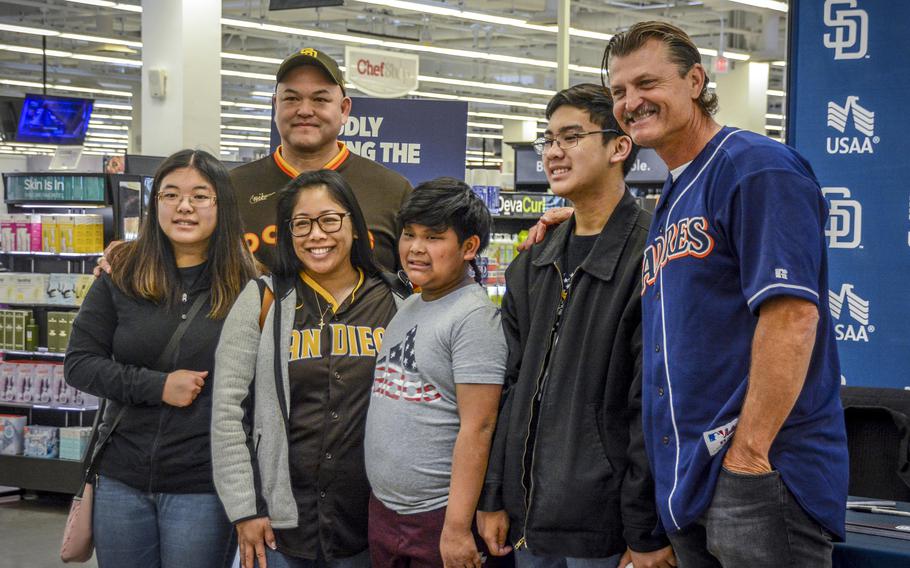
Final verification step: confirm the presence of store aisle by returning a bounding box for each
[0,496,98,568]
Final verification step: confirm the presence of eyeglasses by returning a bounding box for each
[157,191,217,208]
[532,129,621,156]
[288,212,351,237]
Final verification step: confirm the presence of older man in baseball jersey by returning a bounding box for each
[603,21,848,567]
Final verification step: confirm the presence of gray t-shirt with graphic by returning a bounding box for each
[364,283,507,514]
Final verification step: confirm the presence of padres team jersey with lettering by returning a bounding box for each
[641,127,848,540]
[276,270,397,559]
[230,143,412,271]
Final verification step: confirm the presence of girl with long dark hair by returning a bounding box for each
[65,149,256,567]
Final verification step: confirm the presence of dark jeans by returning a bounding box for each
[667,468,832,568]
[93,475,234,568]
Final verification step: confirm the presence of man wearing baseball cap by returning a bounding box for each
[230,47,412,271]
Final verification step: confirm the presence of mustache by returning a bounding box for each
[622,104,658,122]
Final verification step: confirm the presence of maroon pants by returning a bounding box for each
[368,494,513,568]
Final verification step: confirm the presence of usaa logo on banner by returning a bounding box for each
[823,0,869,60]
[826,96,877,154]
[828,283,874,342]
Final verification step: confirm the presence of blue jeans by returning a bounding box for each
[515,549,622,568]
[262,547,370,568]
[667,468,832,568]
[93,474,234,568]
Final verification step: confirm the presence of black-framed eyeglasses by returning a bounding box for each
[287,212,350,237]
[532,129,621,156]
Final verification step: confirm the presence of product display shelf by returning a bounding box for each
[0,349,66,360]
[0,454,84,494]
[0,251,103,258]
[0,171,117,495]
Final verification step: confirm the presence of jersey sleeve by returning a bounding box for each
[451,304,507,385]
[722,168,827,313]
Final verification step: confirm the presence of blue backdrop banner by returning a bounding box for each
[270,97,468,186]
[788,0,909,388]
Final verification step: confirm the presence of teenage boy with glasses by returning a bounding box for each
[477,84,675,568]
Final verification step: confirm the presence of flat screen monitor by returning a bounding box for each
[0,96,23,143]
[16,93,93,145]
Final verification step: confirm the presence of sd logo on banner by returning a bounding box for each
[789,0,908,388]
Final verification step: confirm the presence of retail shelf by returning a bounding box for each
[0,454,84,494]
[0,303,81,309]
[0,399,96,411]
[1,349,66,360]
[0,251,103,258]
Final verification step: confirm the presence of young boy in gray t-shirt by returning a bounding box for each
[364,177,507,568]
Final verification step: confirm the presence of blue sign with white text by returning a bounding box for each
[271,97,467,186]
[789,0,910,388]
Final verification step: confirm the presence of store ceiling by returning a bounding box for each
[0,0,788,160]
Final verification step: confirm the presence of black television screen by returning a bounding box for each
[0,96,23,143]
[16,93,93,145]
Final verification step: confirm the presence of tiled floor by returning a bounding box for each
[0,494,99,568]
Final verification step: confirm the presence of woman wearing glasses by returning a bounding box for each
[212,170,406,568]
[65,149,256,567]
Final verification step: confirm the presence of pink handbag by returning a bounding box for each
[60,480,95,563]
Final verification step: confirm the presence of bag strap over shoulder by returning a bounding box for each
[76,291,209,496]
[256,278,274,331]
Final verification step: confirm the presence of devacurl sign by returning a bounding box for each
[344,46,419,98]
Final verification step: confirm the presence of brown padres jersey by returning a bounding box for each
[230,143,412,272]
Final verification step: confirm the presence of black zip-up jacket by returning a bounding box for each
[479,191,668,557]
[65,266,222,493]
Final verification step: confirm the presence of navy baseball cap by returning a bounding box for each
[276,48,346,95]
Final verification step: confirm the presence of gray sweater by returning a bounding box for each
[212,276,299,528]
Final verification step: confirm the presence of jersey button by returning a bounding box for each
[655,344,661,353]
[330,410,339,420]
[319,490,326,499]
[334,371,342,381]
[662,436,670,445]
[325,452,333,461]
[658,387,664,397]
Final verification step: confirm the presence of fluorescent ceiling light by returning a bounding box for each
[764,124,784,131]
[221,17,597,75]
[221,133,271,142]
[87,132,129,139]
[419,76,554,97]
[221,52,282,65]
[469,111,545,123]
[764,113,785,120]
[221,69,274,81]
[698,47,750,61]
[223,140,269,148]
[95,102,132,111]
[0,23,58,36]
[221,112,271,122]
[727,0,788,13]
[467,133,504,140]
[221,124,272,133]
[467,122,504,130]
[466,150,499,156]
[251,91,274,98]
[410,90,547,110]
[351,0,612,40]
[771,61,787,67]
[0,78,131,97]
[767,89,786,97]
[87,122,129,130]
[221,100,272,110]
[92,113,132,121]
[64,0,142,12]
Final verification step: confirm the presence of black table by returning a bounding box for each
[834,502,910,567]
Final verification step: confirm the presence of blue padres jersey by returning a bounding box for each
[641,127,848,540]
